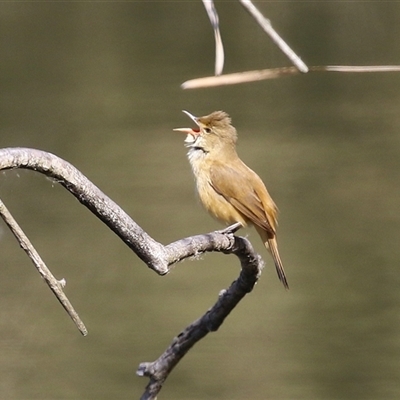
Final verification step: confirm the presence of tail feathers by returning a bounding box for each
[255,226,289,289]
[267,237,289,290]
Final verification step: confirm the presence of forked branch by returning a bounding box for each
[0,147,263,399]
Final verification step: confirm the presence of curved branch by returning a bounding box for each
[0,147,170,274]
[0,147,264,399]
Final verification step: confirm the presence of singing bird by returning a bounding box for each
[174,110,288,289]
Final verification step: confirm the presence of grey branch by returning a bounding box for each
[0,147,264,399]
[0,198,88,336]
[0,147,170,275]
[138,234,263,400]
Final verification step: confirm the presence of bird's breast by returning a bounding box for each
[187,156,248,226]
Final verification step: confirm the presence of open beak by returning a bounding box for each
[173,127,195,134]
[173,110,201,142]
[181,110,198,124]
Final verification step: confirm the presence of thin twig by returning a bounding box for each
[182,65,400,89]
[182,66,299,89]
[239,0,308,73]
[202,0,224,75]
[0,198,88,336]
[312,65,400,73]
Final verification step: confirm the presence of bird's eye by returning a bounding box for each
[204,127,211,134]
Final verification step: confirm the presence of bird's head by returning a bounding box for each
[174,110,237,153]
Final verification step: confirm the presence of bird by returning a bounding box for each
[174,110,288,289]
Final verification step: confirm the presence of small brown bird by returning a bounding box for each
[174,110,288,289]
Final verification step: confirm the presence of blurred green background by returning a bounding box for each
[1,2,400,399]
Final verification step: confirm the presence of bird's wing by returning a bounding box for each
[209,161,277,236]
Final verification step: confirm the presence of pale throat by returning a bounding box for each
[187,146,208,176]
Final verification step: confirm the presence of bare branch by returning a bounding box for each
[0,198,88,336]
[0,147,170,275]
[137,235,263,400]
[0,147,265,398]
[239,0,308,73]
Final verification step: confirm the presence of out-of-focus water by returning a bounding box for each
[1,2,400,399]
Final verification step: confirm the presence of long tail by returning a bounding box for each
[255,226,289,289]
[267,237,289,290]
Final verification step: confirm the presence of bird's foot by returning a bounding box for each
[218,222,243,235]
